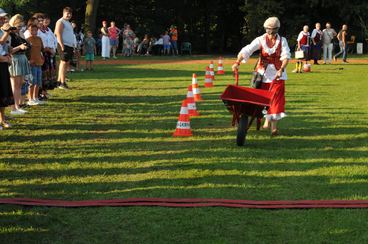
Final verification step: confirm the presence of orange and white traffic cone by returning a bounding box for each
[192,73,202,101]
[186,85,200,116]
[217,56,225,75]
[204,66,213,88]
[209,60,215,80]
[173,99,192,137]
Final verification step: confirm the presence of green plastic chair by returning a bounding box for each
[181,42,192,55]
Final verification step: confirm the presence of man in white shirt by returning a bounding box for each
[322,22,337,64]
[55,7,75,89]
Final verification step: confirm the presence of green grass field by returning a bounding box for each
[1,56,368,243]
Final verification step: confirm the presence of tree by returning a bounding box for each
[84,0,100,33]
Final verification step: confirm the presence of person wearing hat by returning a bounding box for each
[55,7,75,89]
[293,25,310,73]
[0,8,15,128]
[7,14,32,115]
[232,17,290,136]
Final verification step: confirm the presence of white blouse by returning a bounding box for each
[238,34,291,83]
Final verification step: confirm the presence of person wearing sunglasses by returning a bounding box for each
[232,17,290,136]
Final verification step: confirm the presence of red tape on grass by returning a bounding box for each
[1,198,368,209]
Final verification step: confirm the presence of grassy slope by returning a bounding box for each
[0,58,368,243]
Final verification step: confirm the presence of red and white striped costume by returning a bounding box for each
[239,33,291,120]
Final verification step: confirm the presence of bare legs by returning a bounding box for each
[58,60,68,84]
[10,76,23,110]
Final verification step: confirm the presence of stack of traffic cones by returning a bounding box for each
[204,66,213,88]
[173,99,193,137]
[209,60,215,80]
[217,56,225,75]
[186,85,200,116]
[192,73,202,101]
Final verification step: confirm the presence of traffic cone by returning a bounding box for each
[192,73,202,101]
[173,99,192,137]
[209,60,215,80]
[217,56,225,75]
[186,85,200,116]
[204,66,213,88]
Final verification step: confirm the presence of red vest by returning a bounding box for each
[299,32,309,46]
[257,36,283,71]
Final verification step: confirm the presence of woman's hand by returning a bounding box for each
[232,62,240,72]
[19,43,28,50]
[275,68,284,79]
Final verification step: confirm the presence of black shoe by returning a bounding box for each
[39,94,48,100]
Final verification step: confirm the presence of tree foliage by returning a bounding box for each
[1,0,367,53]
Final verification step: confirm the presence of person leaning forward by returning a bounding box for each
[232,17,291,136]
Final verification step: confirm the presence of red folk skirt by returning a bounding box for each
[263,79,286,121]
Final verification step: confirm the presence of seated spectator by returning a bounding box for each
[152,35,163,55]
[137,34,150,55]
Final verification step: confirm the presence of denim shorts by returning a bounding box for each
[31,66,42,86]
[110,39,119,46]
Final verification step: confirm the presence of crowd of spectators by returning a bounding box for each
[292,22,351,73]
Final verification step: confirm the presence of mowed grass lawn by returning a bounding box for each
[1,56,368,243]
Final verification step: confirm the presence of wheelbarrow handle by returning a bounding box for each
[234,70,239,86]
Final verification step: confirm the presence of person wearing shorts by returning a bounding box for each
[55,7,75,89]
[26,24,45,106]
[83,30,96,71]
[163,31,171,55]
[108,21,120,59]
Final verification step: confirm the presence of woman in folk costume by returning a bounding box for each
[232,17,290,136]
[100,20,110,60]
[293,25,310,73]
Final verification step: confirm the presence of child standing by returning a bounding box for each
[163,31,171,55]
[83,30,96,71]
[26,24,45,105]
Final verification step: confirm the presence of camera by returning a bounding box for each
[23,42,31,48]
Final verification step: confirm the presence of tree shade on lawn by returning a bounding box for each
[0,56,368,243]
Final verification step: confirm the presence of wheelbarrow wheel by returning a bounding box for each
[236,115,248,146]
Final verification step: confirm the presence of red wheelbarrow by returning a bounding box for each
[220,71,273,146]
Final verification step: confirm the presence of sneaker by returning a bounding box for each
[1,121,11,128]
[342,60,349,64]
[58,83,69,90]
[34,99,45,105]
[292,69,298,73]
[113,56,117,59]
[18,108,28,113]
[10,109,25,115]
[27,99,39,106]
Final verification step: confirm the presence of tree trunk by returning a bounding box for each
[84,0,100,33]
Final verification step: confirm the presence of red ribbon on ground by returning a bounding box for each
[1,198,368,209]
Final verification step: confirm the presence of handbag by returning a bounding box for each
[250,71,264,89]
[250,54,268,89]
[295,50,304,59]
